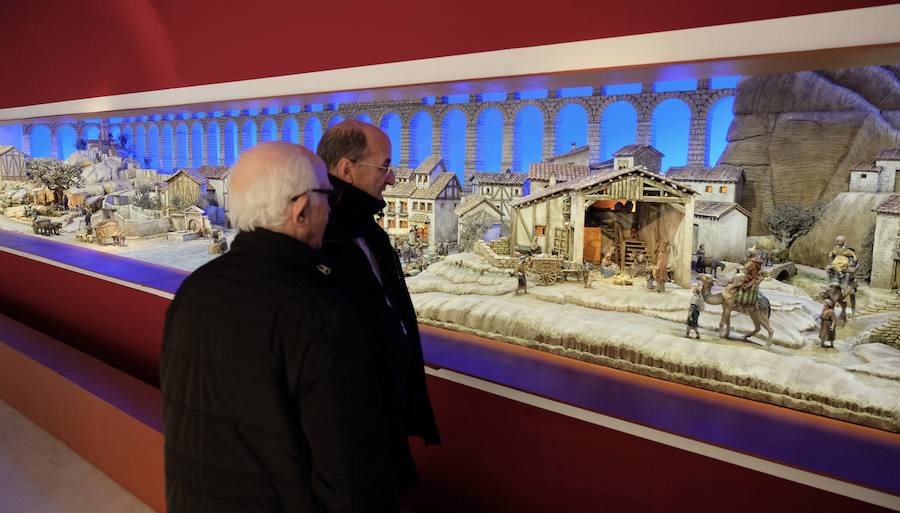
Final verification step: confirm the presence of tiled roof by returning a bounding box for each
[473,170,528,185]
[393,168,412,180]
[414,155,444,174]
[528,163,591,181]
[666,166,744,183]
[195,165,230,180]
[383,172,459,200]
[412,172,457,199]
[693,200,750,219]
[455,194,501,217]
[383,182,417,198]
[551,145,589,159]
[875,149,900,161]
[0,145,17,156]
[850,162,881,172]
[613,144,663,158]
[513,166,696,207]
[167,169,206,185]
[874,194,900,215]
[409,212,430,223]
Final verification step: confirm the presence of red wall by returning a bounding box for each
[1,0,895,108]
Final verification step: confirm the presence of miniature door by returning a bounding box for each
[583,227,602,263]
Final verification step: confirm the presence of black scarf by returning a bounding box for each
[328,175,386,237]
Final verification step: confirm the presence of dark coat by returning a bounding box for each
[321,176,441,483]
[161,228,399,513]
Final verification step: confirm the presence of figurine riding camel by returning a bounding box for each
[822,235,857,324]
[698,256,774,346]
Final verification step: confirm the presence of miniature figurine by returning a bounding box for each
[699,274,774,346]
[827,235,857,296]
[599,251,619,278]
[694,244,705,273]
[685,284,704,339]
[514,258,527,295]
[819,299,837,348]
[653,240,669,293]
[726,255,763,306]
[582,262,593,288]
[84,207,93,235]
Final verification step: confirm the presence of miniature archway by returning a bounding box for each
[84,125,101,141]
[356,114,372,123]
[555,103,588,156]
[135,125,146,165]
[441,109,466,179]
[327,115,344,129]
[379,112,401,164]
[191,123,204,168]
[409,111,432,168]
[281,118,299,144]
[513,105,543,172]
[224,121,238,166]
[304,117,323,151]
[600,101,637,160]
[147,125,160,169]
[176,123,189,169]
[706,96,735,166]
[241,120,257,152]
[207,122,221,166]
[262,118,277,142]
[651,98,691,172]
[29,125,51,158]
[56,125,77,159]
[161,125,175,172]
[476,108,502,171]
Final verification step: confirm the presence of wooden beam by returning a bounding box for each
[640,196,688,204]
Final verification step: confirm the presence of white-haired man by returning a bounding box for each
[161,142,399,513]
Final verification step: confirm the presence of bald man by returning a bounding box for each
[161,142,400,513]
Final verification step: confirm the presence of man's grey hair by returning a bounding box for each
[227,143,319,231]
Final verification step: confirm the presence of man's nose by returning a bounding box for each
[385,168,396,185]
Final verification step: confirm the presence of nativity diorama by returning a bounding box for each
[3,65,900,431]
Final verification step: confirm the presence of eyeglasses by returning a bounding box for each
[348,158,392,174]
[291,188,343,207]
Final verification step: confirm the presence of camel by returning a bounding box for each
[699,274,774,346]
[819,283,856,325]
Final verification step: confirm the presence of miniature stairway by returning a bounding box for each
[623,240,648,267]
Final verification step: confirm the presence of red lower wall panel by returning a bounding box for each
[0,251,168,387]
[405,377,890,513]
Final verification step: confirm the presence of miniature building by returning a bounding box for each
[163,169,206,208]
[455,194,504,239]
[0,146,27,181]
[470,168,528,225]
[195,165,231,209]
[169,205,211,232]
[510,166,697,287]
[527,163,592,193]
[850,150,900,193]
[871,194,900,289]
[546,144,590,166]
[692,200,750,261]
[665,166,745,203]
[381,156,462,247]
[612,144,663,175]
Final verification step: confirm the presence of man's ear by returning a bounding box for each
[333,157,354,184]
[290,194,310,224]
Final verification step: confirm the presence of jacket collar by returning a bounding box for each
[328,175,386,237]
[230,228,322,270]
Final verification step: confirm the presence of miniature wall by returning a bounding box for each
[695,211,748,261]
[871,213,900,288]
[851,172,881,193]
[114,205,170,238]
[434,201,458,245]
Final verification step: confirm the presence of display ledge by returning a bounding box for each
[1,228,899,508]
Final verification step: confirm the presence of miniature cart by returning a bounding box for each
[529,256,564,285]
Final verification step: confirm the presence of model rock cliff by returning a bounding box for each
[720,66,900,236]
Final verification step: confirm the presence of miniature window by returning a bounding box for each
[514,188,519,195]
[705,185,713,193]
[861,173,867,179]
[719,186,727,193]
[535,225,546,236]
[388,219,396,229]
[486,187,491,194]
[399,220,408,228]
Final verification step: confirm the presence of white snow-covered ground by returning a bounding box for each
[0,213,232,272]
[408,253,900,431]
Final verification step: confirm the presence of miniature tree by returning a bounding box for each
[25,158,84,206]
[133,184,160,210]
[763,202,823,260]
[856,225,875,280]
